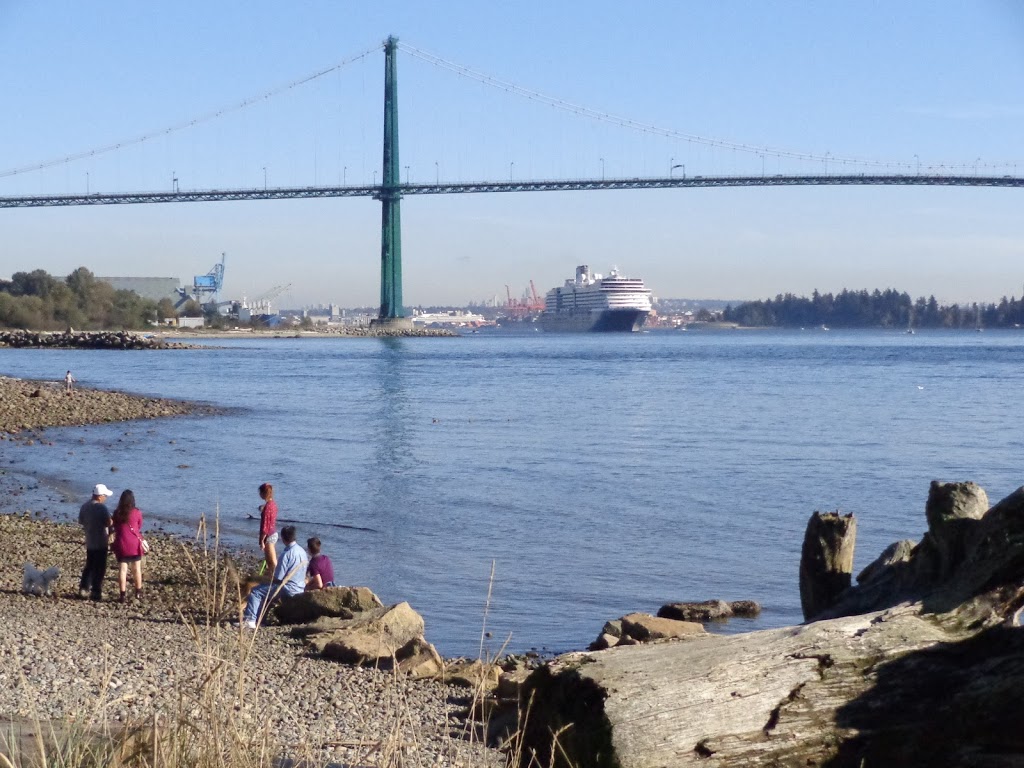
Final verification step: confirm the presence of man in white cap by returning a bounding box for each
[79,483,113,601]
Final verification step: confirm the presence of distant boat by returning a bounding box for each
[820,324,830,331]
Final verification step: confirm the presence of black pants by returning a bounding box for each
[80,548,108,598]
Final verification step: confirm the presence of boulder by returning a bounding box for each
[588,633,621,651]
[658,599,733,622]
[315,602,426,666]
[497,665,534,701]
[857,539,917,586]
[620,613,705,642]
[728,600,761,617]
[395,637,444,678]
[441,659,502,692]
[273,585,383,624]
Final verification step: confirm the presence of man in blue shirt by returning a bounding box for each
[243,525,308,628]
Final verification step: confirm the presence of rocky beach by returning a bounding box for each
[0,374,503,767]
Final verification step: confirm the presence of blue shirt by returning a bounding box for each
[273,542,308,597]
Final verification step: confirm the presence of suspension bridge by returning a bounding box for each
[1,36,1020,326]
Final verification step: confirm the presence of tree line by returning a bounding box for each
[0,268,178,330]
[722,288,1024,329]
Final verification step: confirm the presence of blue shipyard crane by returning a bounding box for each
[175,252,226,309]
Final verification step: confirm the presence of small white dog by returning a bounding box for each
[23,563,60,596]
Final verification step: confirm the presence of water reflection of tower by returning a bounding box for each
[370,338,415,519]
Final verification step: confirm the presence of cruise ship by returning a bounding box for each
[540,265,652,332]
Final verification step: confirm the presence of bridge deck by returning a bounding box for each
[0,175,1021,208]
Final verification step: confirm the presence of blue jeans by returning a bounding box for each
[244,584,273,623]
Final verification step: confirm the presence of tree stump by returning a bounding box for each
[799,511,857,621]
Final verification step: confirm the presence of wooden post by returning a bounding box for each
[799,511,857,621]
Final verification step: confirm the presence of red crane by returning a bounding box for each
[528,280,543,311]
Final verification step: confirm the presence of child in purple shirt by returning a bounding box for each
[306,537,335,590]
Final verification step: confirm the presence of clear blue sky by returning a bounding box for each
[1,1,1022,307]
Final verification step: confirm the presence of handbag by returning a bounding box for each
[129,523,150,555]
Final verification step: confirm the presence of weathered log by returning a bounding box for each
[518,605,1024,768]
[517,485,1024,767]
[799,510,857,621]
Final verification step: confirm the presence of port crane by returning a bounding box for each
[175,252,226,309]
[504,280,544,318]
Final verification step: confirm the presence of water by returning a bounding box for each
[3,329,1022,656]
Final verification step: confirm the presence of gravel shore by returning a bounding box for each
[0,375,504,767]
[0,375,220,436]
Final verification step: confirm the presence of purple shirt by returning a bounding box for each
[307,554,334,589]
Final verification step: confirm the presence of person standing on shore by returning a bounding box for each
[258,482,279,573]
[305,537,335,590]
[64,370,75,395]
[78,483,113,601]
[243,525,308,628]
[110,490,145,603]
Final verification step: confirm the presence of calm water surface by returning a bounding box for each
[3,329,1022,656]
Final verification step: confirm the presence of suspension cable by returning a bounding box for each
[398,41,945,172]
[0,43,381,180]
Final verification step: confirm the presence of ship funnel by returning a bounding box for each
[575,265,590,283]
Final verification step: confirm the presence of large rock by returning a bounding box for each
[395,637,444,678]
[441,659,502,692]
[620,613,705,642]
[273,585,383,624]
[314,602,426,667]
[658,599,733,622]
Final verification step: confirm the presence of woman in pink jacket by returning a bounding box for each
[258,482,279,572]
[110,489,145,603]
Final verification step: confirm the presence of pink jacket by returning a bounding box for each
[260,499,278,539]
[111,508,144,558]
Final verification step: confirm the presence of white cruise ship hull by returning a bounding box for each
[539,307,649,333]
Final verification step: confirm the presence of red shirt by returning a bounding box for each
[260,499,278,539]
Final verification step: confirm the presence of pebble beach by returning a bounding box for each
[0,374,504,767]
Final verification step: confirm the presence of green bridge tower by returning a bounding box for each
[371,35,412,329]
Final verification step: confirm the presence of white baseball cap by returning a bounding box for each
[93,483,114,497]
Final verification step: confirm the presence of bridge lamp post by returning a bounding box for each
[404,165,410,184]
[86,172,89,195]
[914,154,920,176]
[759,153,765,178]
[975,157,981,177]
[262,167,267,190]
[343,166,347,186]
[435,161,439,184]
[600,157,605,180]
[670,163,684,179]
[510,161,514,181]
[824,152,831,176]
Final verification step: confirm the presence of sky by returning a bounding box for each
[0,1,1022,308]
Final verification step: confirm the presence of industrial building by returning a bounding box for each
[97,276,181,303]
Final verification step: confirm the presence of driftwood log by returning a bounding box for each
[518,485,1024,768]
[799,510,857,620]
